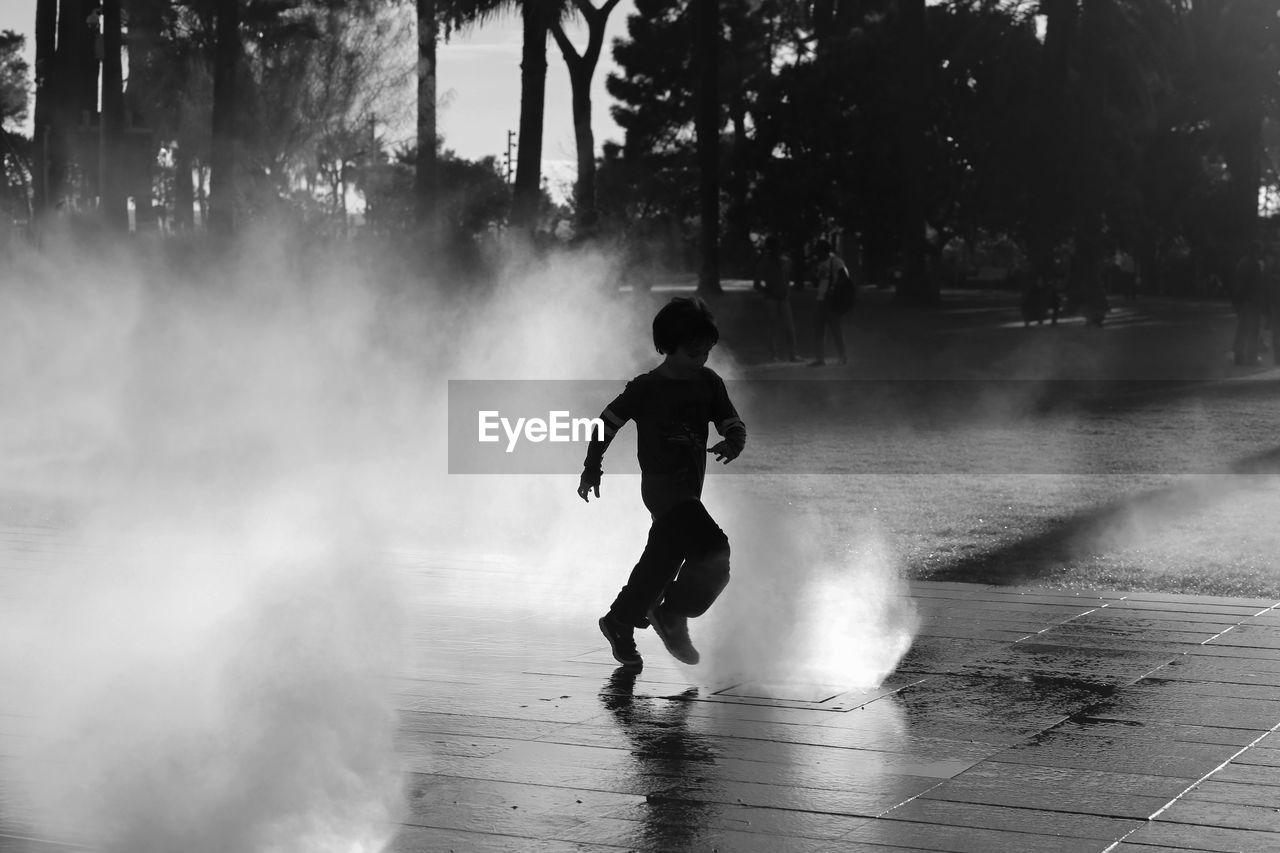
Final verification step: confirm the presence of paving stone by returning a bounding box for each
[1069,612,1241,633]
[1035,622,1226,647]
[958,642,1177,686]
[1184,779,1280,808]
[596,801,871,840]
[1111,592,1277,609]
[1156,800,1280,832]
[918,763,1184,819]
[391,824,626,852]
[1208,762,1280,787]
[895,637,1010,675]
[843,818,1114,853]
[1133,676,1280,701]
[912,624,1037,643]
[1085,684,1280,730]
[1233,746,1280,768]
[1204,625,1280,650]
[1104,599,1273,618]
[994,729,1238,778]
[1183,642,1280,660]
[1105,840,1223,845]
[1044,717,1261,747]
[878,799,1140,841]
[1118,821,1280,852]
[561,817,842,852]
[1153,656,1280,687]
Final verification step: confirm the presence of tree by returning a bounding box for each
[511,0,549,231]
[548,0,623,228]
[31,0,55,214]
[1,30,30,221]
[0,32,27,132]
[415,0,438,232]
[895,0,933,304]
[694,0,720,293]
[100,0,128,229]
[208,0,240,236]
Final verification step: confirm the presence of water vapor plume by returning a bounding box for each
[0,230,702,850]
[0,234,438,851]
[698,482,919,692]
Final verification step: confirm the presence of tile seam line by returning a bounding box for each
[1100,715,1280,853]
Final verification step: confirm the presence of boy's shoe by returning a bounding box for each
[647,604,700,665]
[599,613,643,668]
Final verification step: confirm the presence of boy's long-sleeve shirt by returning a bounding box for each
[582,367,746,518]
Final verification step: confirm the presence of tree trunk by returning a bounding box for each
[49,0,90,208]
[32,0,57,216]
[569,72,596,229]
[173,143,194,230]
[1221,110,1263,258]
[694,0,720,294]
[1071,0,1107,315]
[208,0,240,237]
[725,91,751,277]
[414,0,438,234]
[1027,0,1078,288]
[894,0,932,305]
[512,0,548,234]
[99,0,127,230]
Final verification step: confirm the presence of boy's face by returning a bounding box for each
[671,339,714,368]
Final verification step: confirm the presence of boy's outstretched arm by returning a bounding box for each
[578,404,630,502]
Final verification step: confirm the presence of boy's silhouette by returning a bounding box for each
[578,297,747,668]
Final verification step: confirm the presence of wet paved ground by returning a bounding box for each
[4,542,1280,852]
[385,557,1280,853]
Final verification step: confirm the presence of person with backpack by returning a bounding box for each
[1233,241,1265,366]
[808,239,853,366]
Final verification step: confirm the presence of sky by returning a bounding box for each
[0,0,634,200]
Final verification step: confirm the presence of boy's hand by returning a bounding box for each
[578,471,601,502]
[708,440,739,464]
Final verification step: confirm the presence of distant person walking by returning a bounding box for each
[1233,242,1264,366]
[1115,249,1137,301]
[808,239,851,366]
[1265,242,1280,365]
[752,235,799,362]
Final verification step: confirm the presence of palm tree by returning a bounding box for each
[511,0,548,232]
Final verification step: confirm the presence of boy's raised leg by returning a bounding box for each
[648,603,700,665]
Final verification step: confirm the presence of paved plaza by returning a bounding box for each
[3,527,1280,853]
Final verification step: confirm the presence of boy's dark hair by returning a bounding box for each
[653,297,719,354]
[814,239,832,256]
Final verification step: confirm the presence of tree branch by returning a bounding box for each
[548,19,582,71]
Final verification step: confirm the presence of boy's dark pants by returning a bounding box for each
[610,499,730,628]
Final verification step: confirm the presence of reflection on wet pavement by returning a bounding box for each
[3,547,1280,852]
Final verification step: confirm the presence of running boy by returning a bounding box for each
[578,297,747,668]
